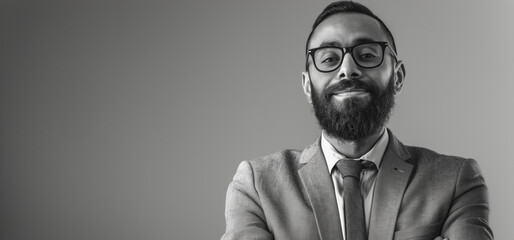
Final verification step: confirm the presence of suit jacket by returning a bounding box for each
[221,130,493,240]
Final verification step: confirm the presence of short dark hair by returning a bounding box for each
[305,1,397,70]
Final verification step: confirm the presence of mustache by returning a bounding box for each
[323,79,376,98]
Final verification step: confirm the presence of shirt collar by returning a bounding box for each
[321,129,389,173]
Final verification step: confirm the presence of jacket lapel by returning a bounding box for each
[298,138,343,240]
[368,130,413,240]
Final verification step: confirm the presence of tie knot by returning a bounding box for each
[361,159,376,170]
[336,159,364,179]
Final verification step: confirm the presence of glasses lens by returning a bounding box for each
[353,43,384,68]
[313,48,343,72]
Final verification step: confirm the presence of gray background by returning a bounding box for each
[1,0,512,239]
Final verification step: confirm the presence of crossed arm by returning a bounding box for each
[221,161,273,240]
[439,159,494,240]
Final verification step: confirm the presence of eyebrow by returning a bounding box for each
[317,37,378,48]
[318,41,341,48]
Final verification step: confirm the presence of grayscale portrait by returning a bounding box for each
[1,1,512,240]
[221,1,497,240]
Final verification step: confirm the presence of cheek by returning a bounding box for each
[368,66,394,89]
[309,71,333,90]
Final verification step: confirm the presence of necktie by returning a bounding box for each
[336,159,366,240]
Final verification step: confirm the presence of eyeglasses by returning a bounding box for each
[307,41,398,73]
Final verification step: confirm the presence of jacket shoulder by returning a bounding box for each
[404,145,479,169]
[245,149,303,171]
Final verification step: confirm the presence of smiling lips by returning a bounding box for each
[332,88,368,96]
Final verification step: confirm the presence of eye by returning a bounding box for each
[321,56,340,63]
[359,53,378,59]
[314,48,342,67]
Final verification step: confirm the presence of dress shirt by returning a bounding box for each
[320,129,389,239]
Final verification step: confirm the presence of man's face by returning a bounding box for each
[302,13,404,141]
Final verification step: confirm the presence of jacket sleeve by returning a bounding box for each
[221,161,273,240]
[441,159,494,240]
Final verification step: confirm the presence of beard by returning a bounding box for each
[310,77,396,142]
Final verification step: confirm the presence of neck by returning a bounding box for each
[324,128,385,159]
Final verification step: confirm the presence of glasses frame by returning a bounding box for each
[307,41,398,73]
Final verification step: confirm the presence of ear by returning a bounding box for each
[393,60,406,95]
[301,71,313,104]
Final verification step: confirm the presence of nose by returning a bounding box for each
[337,51,362,79]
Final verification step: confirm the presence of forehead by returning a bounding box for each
[309,13,388,49]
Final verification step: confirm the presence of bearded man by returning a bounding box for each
[221,1,493,240]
